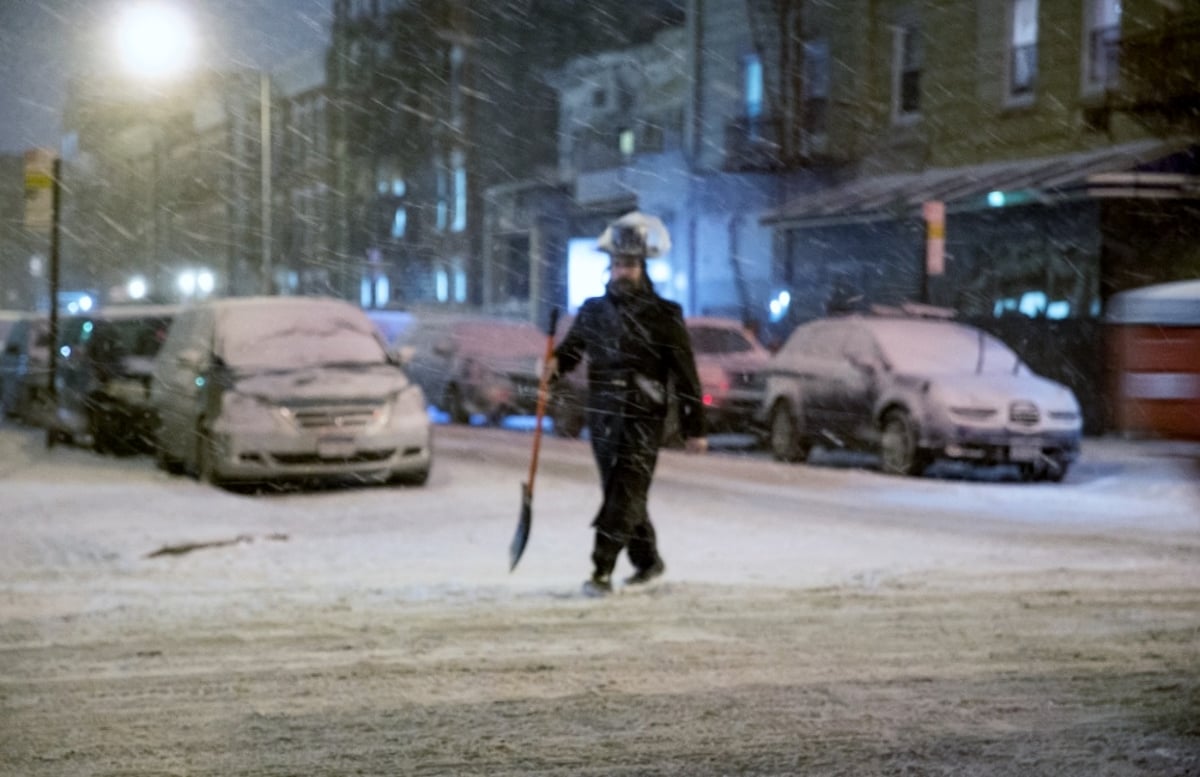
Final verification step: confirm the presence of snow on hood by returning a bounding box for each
[923,369,1078,411]
[232,364,412,403]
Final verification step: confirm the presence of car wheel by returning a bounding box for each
[879,408,931,477]
[443,385,469,424]
[769,400,809,463]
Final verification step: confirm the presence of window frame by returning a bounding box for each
[890,23,922,125]
[1081,0,1121,95]
[1006,0,1039,106]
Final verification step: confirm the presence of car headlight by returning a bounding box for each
[222,392,288,429]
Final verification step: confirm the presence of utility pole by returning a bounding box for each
[260,71,273,295]
[46,157,63,448]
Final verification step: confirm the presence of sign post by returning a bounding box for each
[922,200,946,304]
[25,149,62,447]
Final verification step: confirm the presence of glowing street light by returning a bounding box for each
[114,2,197,82]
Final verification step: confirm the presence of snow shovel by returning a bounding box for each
[510,306,560,572]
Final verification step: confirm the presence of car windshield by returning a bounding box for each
[870,321,1022,375]
[218,305,388,372]
[688,326,753,355]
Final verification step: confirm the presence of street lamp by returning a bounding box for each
[114,2,197,82]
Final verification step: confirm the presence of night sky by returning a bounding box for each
[0,0,332,154]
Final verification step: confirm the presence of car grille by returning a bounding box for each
[1008,401,1040,426]
[289,404,381,430]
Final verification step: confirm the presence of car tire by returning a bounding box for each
[769,400,809,463]
[879,408,931,477]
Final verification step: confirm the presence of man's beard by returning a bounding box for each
[608,277,643,298]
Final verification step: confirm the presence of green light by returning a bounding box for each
[987,191,1006,207]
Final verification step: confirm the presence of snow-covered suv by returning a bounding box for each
[758,314,1083,481]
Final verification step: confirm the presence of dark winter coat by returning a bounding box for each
[554,284,705,440]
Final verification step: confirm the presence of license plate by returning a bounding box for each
[1010,441,1042,462]
[317,436,356,458]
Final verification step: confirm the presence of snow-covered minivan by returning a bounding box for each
[150,296,432,487]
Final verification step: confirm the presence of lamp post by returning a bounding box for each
[260,70,273,295]
[114,1,198,295]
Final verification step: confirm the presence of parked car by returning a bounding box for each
[686,316,771,435]
[550,315,770,441]
[51,305,178,453]
[759,313,1083,481]
[392,312,551,426]
[150,296,431,487]
[0,313,50,423]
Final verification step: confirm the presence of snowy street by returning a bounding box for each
[1,422,1198,775]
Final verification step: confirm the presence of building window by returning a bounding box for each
[892,24,922,121]
[592,88,606,107]
[451,156,467,233]
[802,39,830,143]
[391,207,407,238]
[741,52,764,120]
[1083,0,1121,92]
[1008,0,1039,101]
[435,163,448,232]
[619,128,635,157]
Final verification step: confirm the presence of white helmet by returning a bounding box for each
[596,211,671,259]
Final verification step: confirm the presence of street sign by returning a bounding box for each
[922,200,946,276]
[23,148,57,232]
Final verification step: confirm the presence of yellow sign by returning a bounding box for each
[23,148,57,232]
[922,200,946,276]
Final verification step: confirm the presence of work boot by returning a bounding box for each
[582,572,613,597]
[625,559,665,586]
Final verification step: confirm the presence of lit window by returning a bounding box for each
[619,128,635,157]
[391,207,407,238]
[742,53,763,120]
[435,268,449,302]
[454,267,467,303]
[1008,0,1039,100]
[451,152,467,233]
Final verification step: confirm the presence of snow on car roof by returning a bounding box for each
[206,296,388,370]
[1105,279,1200,326]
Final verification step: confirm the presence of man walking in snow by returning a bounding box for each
[549,211,708,595]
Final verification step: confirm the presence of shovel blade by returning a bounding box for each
[510,482,532,571]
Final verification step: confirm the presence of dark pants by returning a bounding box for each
[588,409,664,577]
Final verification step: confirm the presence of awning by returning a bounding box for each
[763,138,1200,228]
